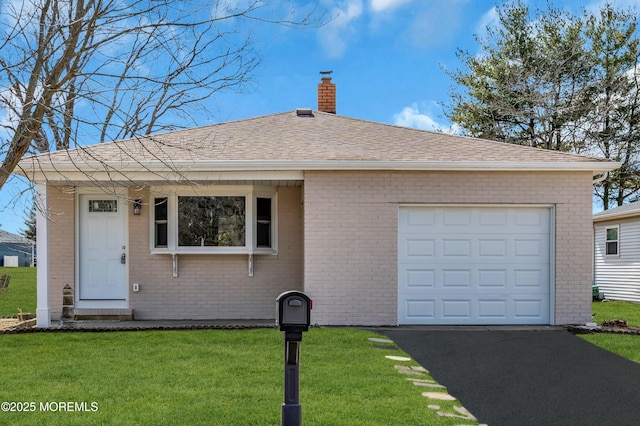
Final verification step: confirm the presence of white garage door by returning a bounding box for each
[398,206,551,325]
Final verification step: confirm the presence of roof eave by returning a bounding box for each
[20,159,621,177]
[593,210,640,223]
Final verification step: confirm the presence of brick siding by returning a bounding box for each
[46,185,302,320]
[45,171,593,326]
[47,186,76,320]
[303,171,594,326]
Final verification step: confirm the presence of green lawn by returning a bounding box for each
[3,268,640,423]
[0,328,472,426]
[590,300,640,326]
[0,267,36,317]
[579,300,640,364]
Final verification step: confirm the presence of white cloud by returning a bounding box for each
[475,6,498,36]
[393,103,460,134]
[370,0,413,13]
[317,0,364,58]
[585,0,640,15]
[402,0,469,50]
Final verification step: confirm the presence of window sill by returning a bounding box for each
[150,248,277,256]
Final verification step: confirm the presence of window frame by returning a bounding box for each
[605,225,619,257]
[149,186,277,255]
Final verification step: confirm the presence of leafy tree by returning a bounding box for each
[447,1,640,208]
[582,5,640,208]
[0,0,322,191]
[447,1,591,151]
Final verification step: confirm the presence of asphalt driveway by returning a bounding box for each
[381,328,640,426]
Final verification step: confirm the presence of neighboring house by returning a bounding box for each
[16,77,619,328]
[593,202,640,303]
[0,229,35,267]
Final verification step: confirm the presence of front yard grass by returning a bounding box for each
[578,301,640,364]
[0,328,471,426]
[590,300,640,326]
[0,267,36,317]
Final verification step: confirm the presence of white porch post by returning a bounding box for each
[35,183,50,328]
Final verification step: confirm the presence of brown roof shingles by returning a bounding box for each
[19,110,616,172]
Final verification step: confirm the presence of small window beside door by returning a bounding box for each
[605,226,619,256]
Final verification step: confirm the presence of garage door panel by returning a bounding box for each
[399,237,435,260]
[443,210,472,226]
[515,209,549,230]
[405,299,436,319]
[513,299,547,318]
[514,239,545,257]
[478,239,508,256]
[442,239,472,256]
[402,269,435,287]
[479,210,508,226]
[400,296,549,324]
[442,299,472,319]
[514,269,547,287]
[442,269,472,287]
[478,299,508,319]
[402,235,547,262]
[399,206,551,325]
[405,209,436,226]
[400,265,549,291]
[478,270,508,287]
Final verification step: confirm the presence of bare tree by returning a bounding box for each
[0,0,322,191]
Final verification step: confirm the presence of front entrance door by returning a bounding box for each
[78,194,128,305]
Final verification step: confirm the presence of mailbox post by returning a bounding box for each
[276,291,312,426]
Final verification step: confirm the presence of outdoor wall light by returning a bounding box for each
[133,199,142,215]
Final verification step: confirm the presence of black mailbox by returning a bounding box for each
[276,291,312,333]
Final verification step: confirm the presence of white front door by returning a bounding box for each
[78,194,128,305]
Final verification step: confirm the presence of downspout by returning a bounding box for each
[593,172,609,184]
[591,172,608,302]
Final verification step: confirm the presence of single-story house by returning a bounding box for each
[0,229,35,267]
[17,77,619,328]
[593,201,640,303]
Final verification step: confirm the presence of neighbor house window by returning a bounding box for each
[605,226,619,256]
[150,186,276,254]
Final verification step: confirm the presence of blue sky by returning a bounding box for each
[1,0,638,234]
[214,0,640,128]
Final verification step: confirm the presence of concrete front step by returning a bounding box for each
[74,309,134,321]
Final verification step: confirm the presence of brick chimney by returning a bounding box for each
[318,74,336,114]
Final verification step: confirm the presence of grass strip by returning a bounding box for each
[0,267,36,318]
[0,328,474,425]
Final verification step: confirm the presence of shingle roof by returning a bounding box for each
[17,110,617,181]
[0,229,31,244]
[593,201,640,222]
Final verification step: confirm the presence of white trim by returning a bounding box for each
[148,185,278,256]
[35,184,50,328]
[399,203,555,209]
[22,160,619,182]
[604,225,620,257]
[593,208,640,222]
[549,206,556,325]
[254,190,278,254]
